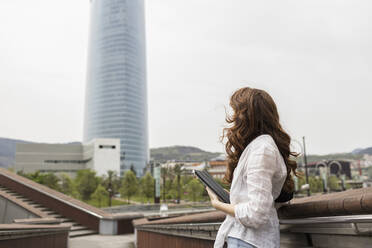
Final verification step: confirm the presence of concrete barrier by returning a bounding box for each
[0,223,70,248]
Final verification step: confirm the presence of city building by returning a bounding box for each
[208,161,227,179]
[208,154,227,179]
[84,0,148,176]
[363,154,372,166]
[182,162,207,175]
[157,155,228,179]
[306,160,352,179]
[14,139,120,177]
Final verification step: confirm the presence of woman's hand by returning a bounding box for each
[206,187,235,216]
[206,187,220,208]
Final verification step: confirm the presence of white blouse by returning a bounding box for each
[214,135,287,248]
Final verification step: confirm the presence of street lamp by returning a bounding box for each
[107,170,114,207]
[108,187,113,207]
[316,161,328,193]
[292,137,310,196]
[302,137,310,196]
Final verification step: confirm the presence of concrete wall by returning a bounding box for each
[137,230,216,248]
[0,225,69,248]
[14,143,85,176]
[0,195,37,223]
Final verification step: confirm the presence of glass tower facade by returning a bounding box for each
[84,0,148,176]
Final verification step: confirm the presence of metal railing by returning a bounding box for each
[280,215,372,225]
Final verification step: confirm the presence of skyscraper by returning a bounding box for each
[84,0,148,176]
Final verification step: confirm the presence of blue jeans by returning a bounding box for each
[227,237,256,248]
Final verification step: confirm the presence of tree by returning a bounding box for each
[38,173,61,191]
[164,178,175,200]
[180,175,193,200]
[75,169,99,201]
[308,176,323,193]
[102,170,121,206]
[140,172,154,202]
[161,167,168,202]
[181,175,193,187]
[60,173,75,196]
[92,184,109,208]
[185,178,204,202]
[21,171,42,183]
[173,164,184,204]
[18,171,60,192]
[130,164,137,176]
[161,166,178,202]
[328,176,340,191]
[120,170,138,203]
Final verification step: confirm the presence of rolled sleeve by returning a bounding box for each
[234,144,277,229]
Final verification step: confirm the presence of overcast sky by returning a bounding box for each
[0,0,371,155]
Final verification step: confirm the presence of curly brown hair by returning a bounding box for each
[222,87,298,193]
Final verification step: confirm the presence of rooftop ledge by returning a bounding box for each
[0,223,71,241]
[278,187,372,219]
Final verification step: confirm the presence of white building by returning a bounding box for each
[14,139,120,177]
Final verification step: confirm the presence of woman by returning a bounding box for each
[206,87,297,248]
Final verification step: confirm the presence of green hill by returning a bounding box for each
[297,153,364,164]
[357,147,372,155]
[150,146,221,162]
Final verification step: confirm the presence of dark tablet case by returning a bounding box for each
[194,170,292,204]
[194,170,230,204]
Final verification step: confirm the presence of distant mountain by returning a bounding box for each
[296,147,372,164]
[352,148,364,154]
[298,153,364,164]
[150,146,221,162]
[356,147,372,155]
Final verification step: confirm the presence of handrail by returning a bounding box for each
[0,188,48,218]
[137,215,372,227]
[0,169,104,219]
[280,215,372,225]
[140,222,222,227]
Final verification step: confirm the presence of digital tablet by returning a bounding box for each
[194,170,292,204]
[194,170,230,204]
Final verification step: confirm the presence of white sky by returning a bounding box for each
[0,0,371,155]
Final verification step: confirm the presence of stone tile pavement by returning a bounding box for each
[69,234,135,248]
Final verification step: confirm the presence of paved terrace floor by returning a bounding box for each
[69,234,135,248]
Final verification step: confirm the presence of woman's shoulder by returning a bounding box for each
[238,135,278,162]
[238,134,282,171]
[249,134,277,151]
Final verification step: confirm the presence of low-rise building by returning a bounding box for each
[208,154,227,179]
[157,156,228,179]
[14,138,120,177]
[208,160,227,179]
[182,162,207,175]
